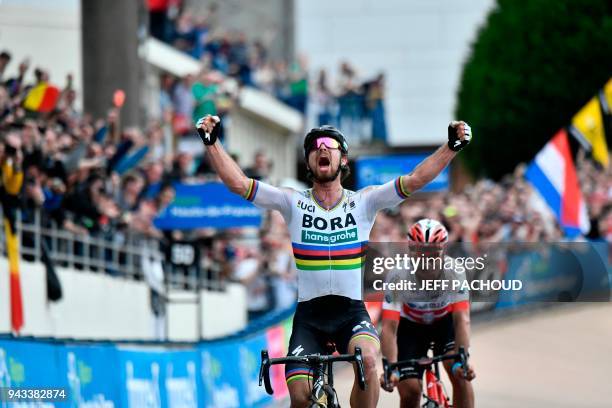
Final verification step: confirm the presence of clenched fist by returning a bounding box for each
[196,115,221,145]
[447,121,472,152]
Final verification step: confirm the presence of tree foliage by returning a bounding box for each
[456,0,612,179]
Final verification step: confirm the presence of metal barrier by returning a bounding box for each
[0,209,224,292]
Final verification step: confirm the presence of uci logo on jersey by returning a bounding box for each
[297,200,315,213]
[302,213,357,231]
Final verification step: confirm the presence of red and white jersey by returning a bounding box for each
[381,256,470,325]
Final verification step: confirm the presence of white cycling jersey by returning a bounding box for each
[244,177,410,301]
[382,257,470,325]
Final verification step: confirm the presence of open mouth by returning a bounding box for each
[318,156,331,171]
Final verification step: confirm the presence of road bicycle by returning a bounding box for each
[259,344,366,408]
[382,346,468,408]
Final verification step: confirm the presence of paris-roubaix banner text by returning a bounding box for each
[154,182,263,230]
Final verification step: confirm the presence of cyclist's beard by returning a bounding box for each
[313,163,342,183]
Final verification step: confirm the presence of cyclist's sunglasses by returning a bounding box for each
[312,137,340,150]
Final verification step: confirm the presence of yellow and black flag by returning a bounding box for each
[569,78,611,168]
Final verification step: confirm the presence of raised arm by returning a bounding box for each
[196,115,250,196]
[363,121,472,219]
[195,115,293,219]
[401,121,472,194]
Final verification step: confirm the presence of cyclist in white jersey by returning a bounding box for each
[196,115,472,408]
[379,219,475,408]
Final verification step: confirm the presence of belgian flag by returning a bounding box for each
[23,82,60,113]
[1,160,24,333]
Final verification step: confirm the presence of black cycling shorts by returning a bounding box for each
[396,314,455,379]
[285,295,379,385]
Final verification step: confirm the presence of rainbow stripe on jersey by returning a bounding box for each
[292,241,368,271]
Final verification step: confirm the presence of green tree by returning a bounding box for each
[456,0,612,179]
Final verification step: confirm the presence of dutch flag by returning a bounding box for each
[525,129,590,237]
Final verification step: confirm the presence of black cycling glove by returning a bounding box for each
[447,121,472,152]
[196,116,221,146]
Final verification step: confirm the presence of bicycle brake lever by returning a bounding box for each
[458,346,468,379]
[382,357,390,389]
[354,347,367,391]
[259,350,274,395]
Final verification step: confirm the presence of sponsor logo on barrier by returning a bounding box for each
[125,361,161,408]
[0,349,10,389]
[240,347,268,406]
[165,362,197,408]
[201,352,239,408]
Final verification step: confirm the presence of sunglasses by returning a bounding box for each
[312,137,340,150]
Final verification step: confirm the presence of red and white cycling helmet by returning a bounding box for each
[407,218,448,244]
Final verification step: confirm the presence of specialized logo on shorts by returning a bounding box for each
[352,320,372,332]
[302,228,358,244]
[291,345,304,356]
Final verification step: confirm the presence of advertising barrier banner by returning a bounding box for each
[59,344,120,407]
[154,182,263,230]
[117,347,200,408]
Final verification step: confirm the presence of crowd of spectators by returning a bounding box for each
[148,1,387,145]
[370,155,612,246]
[0,53,176,243]
[0,48,298,321]
[2,44,610,322]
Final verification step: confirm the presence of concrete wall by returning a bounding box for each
[228,109,299,183]
[0,258,247,340]
[0,258,152,339]
[185,0,294,61]
[166,284,247,341]
[226,87,302,182]
[296,0,495,146]
[0,0,82,109]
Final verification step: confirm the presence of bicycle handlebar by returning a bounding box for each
[259,347,366,395]
[382,346,469,388]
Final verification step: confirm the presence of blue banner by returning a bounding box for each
[496,242,610,308]
[355,154,449,191]
[0,309,294,407]
[164,350,200,408]
[0,339,68,407]
[199,342,243,408]
[58,344,120,407]
[154,182,263,230]
[236,334,272,407]
[0,339,63,387]
[117,347,200,408]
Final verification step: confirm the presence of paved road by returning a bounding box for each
[331,303,612,407]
